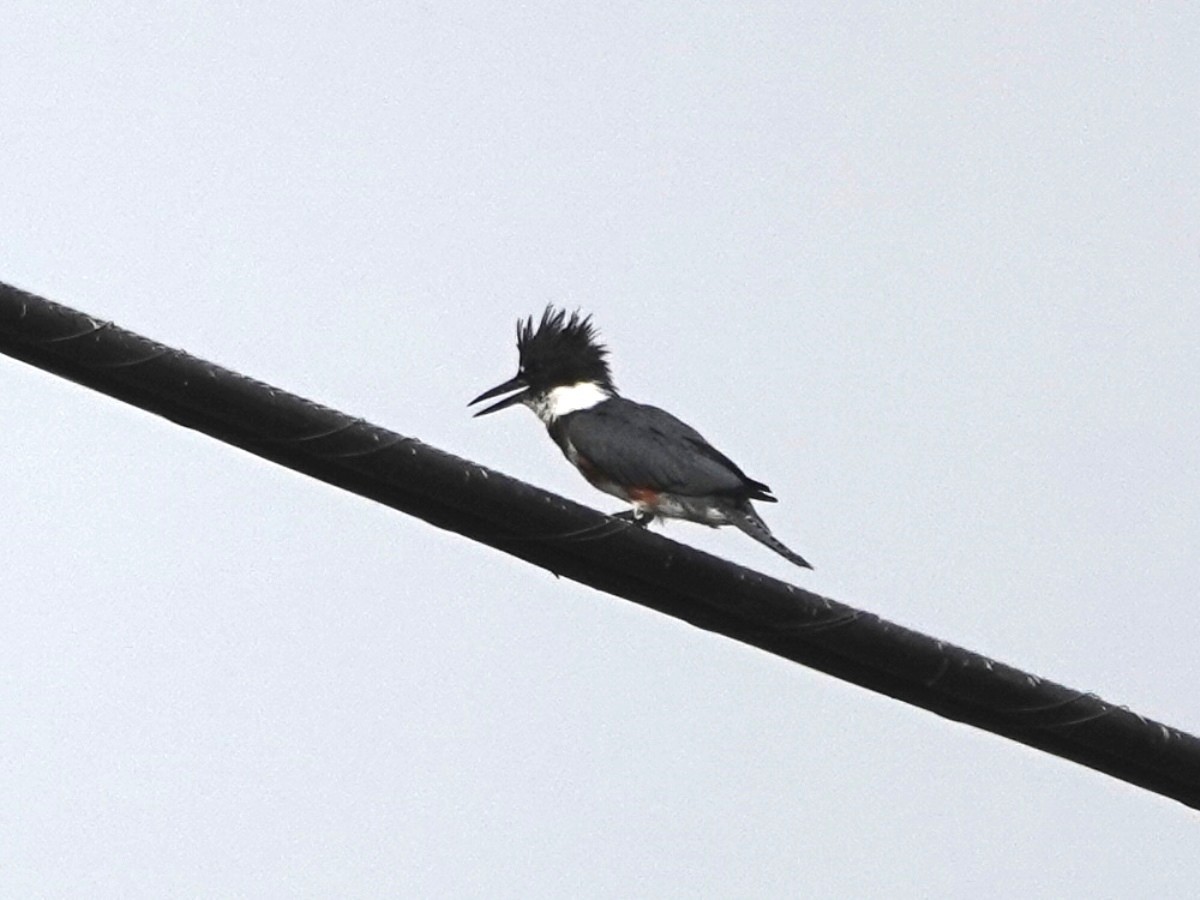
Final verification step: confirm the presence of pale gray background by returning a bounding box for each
[2,3,1198,897]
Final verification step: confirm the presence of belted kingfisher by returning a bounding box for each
[469,307,813,570]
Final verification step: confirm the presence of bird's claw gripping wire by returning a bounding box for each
[612,508,655,528]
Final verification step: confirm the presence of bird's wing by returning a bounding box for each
[560,398,759,498]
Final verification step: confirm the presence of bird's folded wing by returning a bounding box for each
[561,399,751,497]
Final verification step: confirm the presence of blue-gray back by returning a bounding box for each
[557,397,773,501]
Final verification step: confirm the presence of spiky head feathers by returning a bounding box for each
[516,307,614,392]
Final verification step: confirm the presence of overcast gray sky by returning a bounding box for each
[3,3,1198,897]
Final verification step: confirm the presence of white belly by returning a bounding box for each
[560,437,730,526]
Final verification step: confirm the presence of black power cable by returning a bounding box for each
[2,279,1198,809]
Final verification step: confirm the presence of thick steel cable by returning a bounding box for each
[2,279,1198,810]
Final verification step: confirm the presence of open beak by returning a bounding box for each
[469,374,530,417]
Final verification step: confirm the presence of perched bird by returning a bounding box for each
[469,307,813,570]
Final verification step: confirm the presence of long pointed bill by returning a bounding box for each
[468,374,529,417]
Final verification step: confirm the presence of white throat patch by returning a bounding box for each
[526,381,610,424]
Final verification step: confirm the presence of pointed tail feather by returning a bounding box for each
[728,505,813,570]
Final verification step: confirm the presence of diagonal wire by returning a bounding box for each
[2,279,1198,810]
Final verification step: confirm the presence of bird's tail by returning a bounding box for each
[727,504,813,570]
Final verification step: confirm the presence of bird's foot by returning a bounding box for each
[613,509,655,529]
